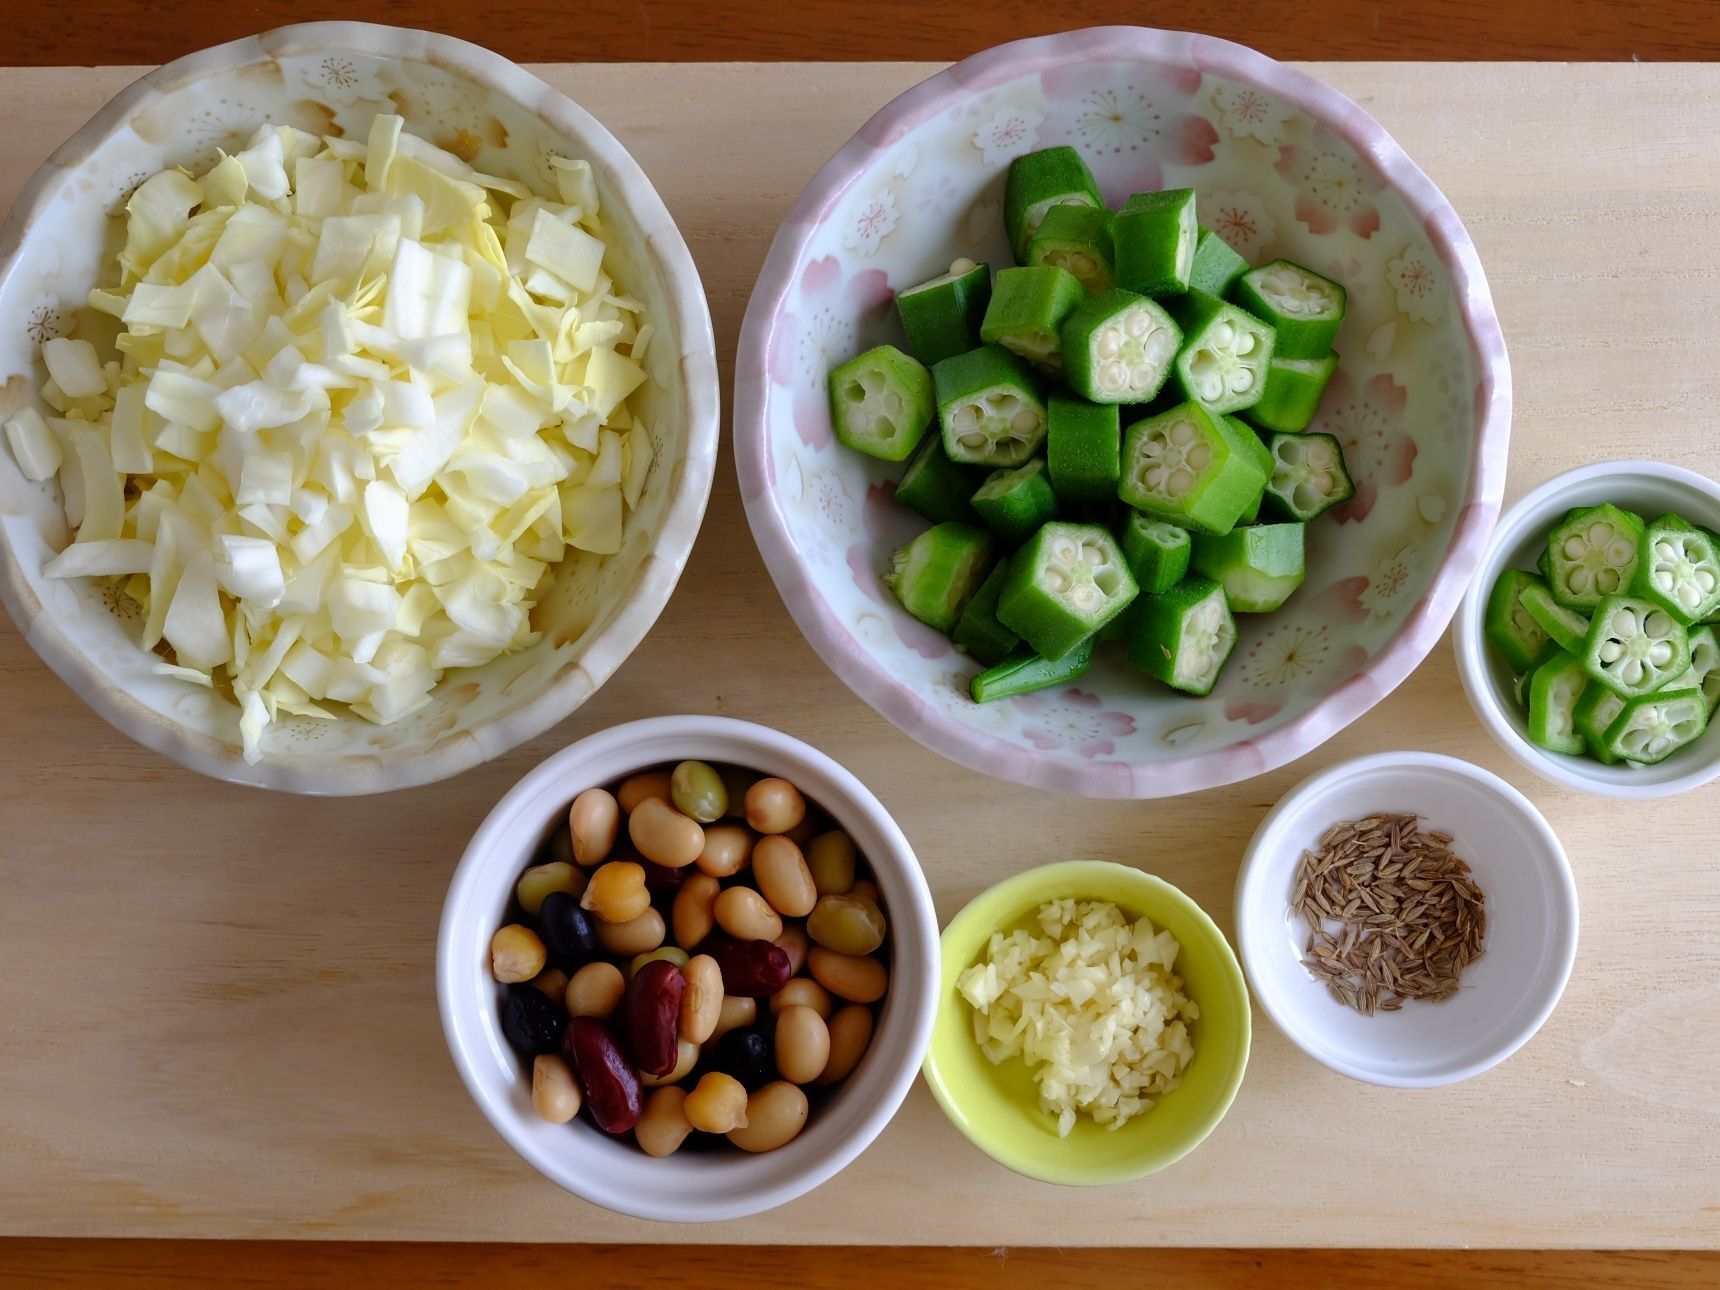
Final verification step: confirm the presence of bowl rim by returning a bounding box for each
[921,858,1251,1185]
[1233,750,1579,1087]
[732,24,1512,799]
[0,21,720,795]
[1453,458,1720,798]
[436,714,940,1222]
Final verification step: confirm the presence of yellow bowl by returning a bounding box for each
[923,861,1251,1185]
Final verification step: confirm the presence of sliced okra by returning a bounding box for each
[826,345,934,462]
[1059,289,1182,405]
[1602,687,1709,764]
[895,258,992,366]
[1119,512,1192,594]
[1112,189,1198,297]
[1245,353,1339,434]
[996,521,1138,660]
[1686,625,1720,716]
[1263,430,1354,522]
[1631,513,1720,625]
[1118,403,1268,535]
[970,638,1095,704]
[1046,394,1121,504]
[1187,227,1250,296]
[1546,503,1645,610]
[1485,570,1552,673]
[1127,576,1237,696]
[932,345,1048,467]
[883,522,994,635]
[979,266,1087,370]
[1166,290,1276,415]
[971,458,1059,548]
[953,558,1021,667]
[1515,640,1562,709]
[894,434,983,525]
[1190,522,1307,614]
[1026,204,1114,293]
[1582,593,1691,697]
[1238,491,1262,525]
[1230,260,1346,359]
[1004,146,1103,262]
[1572,680,1628,764]
[1518,581,1591,656]
[1526,649,1587,756]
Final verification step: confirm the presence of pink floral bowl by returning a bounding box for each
[734,27,1511,798]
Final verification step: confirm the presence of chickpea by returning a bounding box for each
[770,977,833,1019]
[617,770,672,815]
[580,860,650,924]
[818,1004,875,1085]
[683,1072,749,1133]
[696,824,753,878]
[710,994,757,1040]
[774,1005,831,1085]
[528,967,569,1001]
[568,788,620,866]
[774,924,810,976]
[516,861,585,916]
[805,831,857,897]
[680,955,723,1044]
[490,924,546,983]
[565,961,626,1018]
[715,887,783,942]
[640,1037,700,1088]
[808,947,888,1003]
[629,797,706,869]
[745,777,806,835]
[670,760,728,824]
[807,893,887,956]
[634,1086,694,1158]
[672,873,721,949]
[531,1054,583,1124]
[595,907,666,957]
[728,1082,809,1153]
[752,835,817,918]
[629,946,689,976]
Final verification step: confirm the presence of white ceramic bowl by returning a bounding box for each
[1235,751,1577,1087]
[437,716,939,1222]
[1454,460,1720,797]
[0,24,719,794]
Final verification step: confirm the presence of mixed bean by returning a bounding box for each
[490,761,891,1156]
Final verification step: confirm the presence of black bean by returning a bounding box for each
[708,1028,774,1091]
[501,985,565,1058]
[538,891,598,970]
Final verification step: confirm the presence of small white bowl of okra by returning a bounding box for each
[1455,460,1720,798]
[437,715,939,1222]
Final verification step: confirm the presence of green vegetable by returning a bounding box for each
[1245,353,1339,434]
[826,345,934,462]
[970,638,1095,703]
[1004,146,1102,262]
[1546,503,1644,610]
[1518,581,1591,656]
[895,258,991,366]
[1045,394,1120,504]
[1686,625,1720,716]
[1230,260,1346,359]
[1112,189,1198,297]
[1026,204,1114,292]
[883,522,994,634]
[1190,522,1307,613]
[1484,569,1552,673]
[953,558,1020,666]
[1263,430,1353,522]
[979,266,1086,371]
[1118,403,1269,535]
[1166,290,1276,415]
[1632,513,1720,625]
[895,434,983,525]
[1572,681,1628,764]
[1601,687,1709,764]
[1127,576,1237,696]
[1059,288,1182,405]
[1187,227,1250,297]
[972,458,1059,548]
[932,345,1048,467]
[1516,640,1562,708]
[1582,594,1691,697]
[997,521,1138,660]
[1119,512,1192,595]
[1526,649,1587,755]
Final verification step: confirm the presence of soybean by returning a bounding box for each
[806,831,857,896]
[672,873,721,950]
[711,994,757,1040]
[753,835,818,918]
[819,1005,875,1084]
[516,861,584,915]
[595,907,666,957]
[807,894,887,956]
[745,778,806,835]
[728,1082,810,1153]
[670,760,728,823]
[617,770,672,814]
[715,887,783,942]
[809,947,889,1003]
[775,924,810,976]
[774,1005,832,1085]
[565,961,626,1019]
[529,967,570,1002]
[680,955,723,1044]
[696,824,754,878]
[635,1086,695,1158]
[531,1054,583,1124]
[629,946,689,976]
[771,977,834,1019]
[568,788,620,865]
[629,797,705,869]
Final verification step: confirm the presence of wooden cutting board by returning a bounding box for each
[2,61,1718,1249]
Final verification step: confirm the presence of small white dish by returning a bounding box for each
[1453,459,1720,798]
[1235,751,1577,1088]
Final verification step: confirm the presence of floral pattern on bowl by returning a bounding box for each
[734,27,1510,798]
[0,23,719,794]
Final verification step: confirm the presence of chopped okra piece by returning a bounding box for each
[971,638,1095,703]
[896,258,992,366]
[895,434,983,525]
[980,266,1087,370]
[1526,649,1587,755]
[1602,687,1709,764]
[997,521,1138,660]
[1573,680,1628,764]
[1119,512,1191,594]
[1191,522,1307,613]
[1632,513,1720,625]
[1004,146,1103,262]
[1238,491,1262,525]
[1685,625,1720,716]
[1547,504,1645,610]
[1128,576,1237,696]
[1060,289,1182,405]
[1516,640,1562,708]
[1231,260,1347,359]
[1245,353,1339,434]
[1187,227,1250,296]
[1026,204,1114,292]
[1485,570,1552,673]
[883,522,994,634]
[1166,290,1276,414]
[827,345,935,462]
[1112,189,1198,297]
[972,458,1059,548]
[932,345,1048,467]
[1518,581,1591,656]
[1046,394,1121,504]
[1582,594,1691,697]
[953,559,1021,667]
[1263,430,1354,522]
[1119,403,1269,535]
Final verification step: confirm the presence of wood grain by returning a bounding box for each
[4,61,1720,1249]
[6,0,1720,66]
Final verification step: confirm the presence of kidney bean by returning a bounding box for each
[563,1017,643,1134]
[501,985,566,1058]
[638,857,691,901]
[709,1027,774,1092]
[696,932,793,998]
[537,891,598,971]
[622,959,686,1079]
